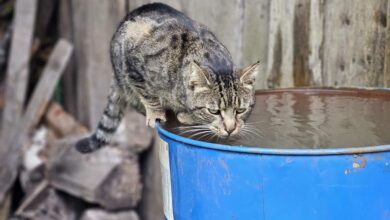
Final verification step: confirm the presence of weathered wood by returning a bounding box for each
[0,25,11,73]
[181,0,244,65]
[49,138,142,210]
[0,40,73,203]
[13,40,73,138]
[35,0,56,40]
[242,0,270,90]
[45,102,88,138]
[308,0,325,86]
[384,0,390,87]
[138,135,163,220]
[1,0,37,137]
[322,0,387,87]
[20,165,46,197]
[71,0,127,128]
[266,0,315,88]
[292,0,312,87]
[59,0,78,116]
[81,209,139,220]
[15,180,49,216]
[0,194,10,220]
[16,186,77,220]
[266,0,296,88]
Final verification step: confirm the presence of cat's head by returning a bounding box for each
[182,61,259,138]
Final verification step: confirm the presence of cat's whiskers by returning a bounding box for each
[246,121,265,125]
[237,130,249,141]
[176,128,209,136]
[208,133,218,142]
[176,125,209,129]
[187,130,213,140]
[240,124,263,140]
[197,132,214,141]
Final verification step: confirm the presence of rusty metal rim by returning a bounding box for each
[157,87,390,156]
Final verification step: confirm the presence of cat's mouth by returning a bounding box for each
[170,123,253,142]
[209,126,240,138]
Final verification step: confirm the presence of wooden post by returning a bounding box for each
[308,0,325,86]
[266,0,297,88]
[384,0,390,87]
[0,40,73,203]
[0,194,11,220]
[1,0,37,138]
[71,0,127,128]
[242,0,270,90]
[59,0,78,116]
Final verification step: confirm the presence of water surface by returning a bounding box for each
[163,89,390,149]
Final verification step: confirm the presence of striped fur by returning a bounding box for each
[75,85,126,153]
[75,3,259,153]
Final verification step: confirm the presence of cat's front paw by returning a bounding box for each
[146,110,166,128]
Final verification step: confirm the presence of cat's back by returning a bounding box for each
[115,3,198,40]
[126,3,190,24]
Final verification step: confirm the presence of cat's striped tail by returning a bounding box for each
[75,86,126,153]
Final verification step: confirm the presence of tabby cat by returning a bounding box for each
[76,3,259,153]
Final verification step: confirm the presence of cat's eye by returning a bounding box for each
[208,108,220,115]
[236,108,247,114]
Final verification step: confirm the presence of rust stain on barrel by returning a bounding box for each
[352,155,367,169]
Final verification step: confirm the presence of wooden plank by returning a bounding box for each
[0,39,73,203]
[308,0,325,86]
[0,25,12,73]
[322,0,387,87]
[16,186,77,220]
[181,0,244,65]
[266,0,316,88]
[292,0,312,87]
[45,102,88,138]
[1,0,37,138]
[35,0,56,40]
[0,194,10,220]
[71,0,127,128]
[59,0,78,116]
[242,0,270,90]
[385,0,390,87]
[266,0,296,88]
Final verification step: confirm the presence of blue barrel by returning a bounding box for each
[157,124,390,220]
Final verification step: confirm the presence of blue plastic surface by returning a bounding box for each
[157,123,390,220]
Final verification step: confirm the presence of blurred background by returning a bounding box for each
[0,0,388,219]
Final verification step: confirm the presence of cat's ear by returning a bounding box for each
[189,61,211,90]
[239,61,260,89]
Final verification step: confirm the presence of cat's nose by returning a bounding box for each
[225,122,236,135]
[224,120,236,135]
[226,127,235,135]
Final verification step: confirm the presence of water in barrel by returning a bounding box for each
[162,89,390,149]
